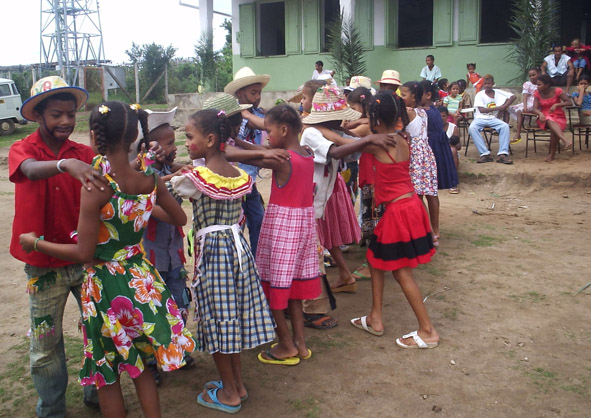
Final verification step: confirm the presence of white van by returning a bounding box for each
[0,78,27,135]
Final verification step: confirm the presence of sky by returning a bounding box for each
[1,0,232,67]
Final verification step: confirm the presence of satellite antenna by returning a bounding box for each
[40,0,106,86]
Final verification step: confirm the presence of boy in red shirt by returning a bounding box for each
[9,76,103,417]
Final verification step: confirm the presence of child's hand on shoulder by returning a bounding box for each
[62,159,107,192]
[264,149,291,163]
[19,232,38,253]
[366,133,398,150]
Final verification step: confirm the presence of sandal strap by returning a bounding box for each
[401,330,428,348]
[360,316,370,332]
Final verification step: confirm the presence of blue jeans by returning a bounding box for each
[25,264,98,418]
[158,267,188,311]
[573,58,586,69]
[468,117,510,156]
[241,183,265,257]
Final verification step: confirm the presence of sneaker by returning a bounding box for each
[496,154,513,165]
[477,154,493,163]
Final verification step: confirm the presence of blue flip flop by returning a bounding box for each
[197,388,241,414]
[203,381,248,402]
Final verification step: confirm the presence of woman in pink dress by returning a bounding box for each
[533,74,573,162]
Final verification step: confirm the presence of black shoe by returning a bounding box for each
[180,354,196,370]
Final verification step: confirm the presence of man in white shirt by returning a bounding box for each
[468,74,516,164]
[420,55,442,82]
[312,60,334,80]
[541,45,575,91]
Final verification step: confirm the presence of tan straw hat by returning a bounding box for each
[302,86,361,124]
[203,93,252,116]
[21,76,88,121]
[224,67,270,95]
[375,70,401,85]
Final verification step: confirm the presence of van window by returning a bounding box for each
[11,84,19,96]
[0,84,11,97]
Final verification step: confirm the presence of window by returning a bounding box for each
[480,0,513,44]
[398,0,433,48]
[321,0,340,52]
[11,83,19,96]
[0,84,11,97]
[258,2,285,56]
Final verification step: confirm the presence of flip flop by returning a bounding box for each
[395,330,439,349]
[510,137,522,144]
[350,316,384,336]
[303,313,338,329]
[257,349,300,366]
[331,282,358,293]
[203,381,249,402]
[352,263,371,281]
[271,343,313,360]
[197,388,241,414]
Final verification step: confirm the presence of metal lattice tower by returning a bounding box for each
[40,0,106,86]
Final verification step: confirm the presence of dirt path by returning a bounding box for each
[0,132,590,417]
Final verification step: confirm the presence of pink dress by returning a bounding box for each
[257,150,321,310]
[535,88,567,131]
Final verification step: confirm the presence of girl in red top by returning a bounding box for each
[336,92,439,349]
[532,74,573,162]
[466,63,484,92]
[249,104,321,364]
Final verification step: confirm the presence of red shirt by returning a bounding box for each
[372,157,414,205]
[9,129,94,267]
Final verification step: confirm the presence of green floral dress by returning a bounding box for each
[79,156,195,388]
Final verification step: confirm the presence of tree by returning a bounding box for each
[125,42,177,102]
[506,0,560,82]
[326,12,367,85]
[194,19,233,92]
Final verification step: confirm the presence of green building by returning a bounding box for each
[228,0,589,89]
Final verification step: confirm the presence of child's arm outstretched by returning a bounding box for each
[19,186,111,263]
[225,146,290,166]
[322,130,399,160]
[151,176,188,226]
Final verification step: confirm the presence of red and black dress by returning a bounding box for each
[366,154,436,271]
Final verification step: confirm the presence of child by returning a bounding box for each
[170,109,275,413]
[443,81,462,123]
[419,81,458,242]
[224,67,271,257]
[10,76,101,416]
[301,85,362,293]
[141,109,195,384]
[508,67,540,143]
[571,75,591,125]
[532,74,573,162]
[19,101,195,417]
[456,79,472,123]
[344,92,439,349]
[420,55,442,82]
[466,63,484,92]
[251,104,321,364]
[437,78,449,100]
[566,39,589,82]
[439,106,461,194]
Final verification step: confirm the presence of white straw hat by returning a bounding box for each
[375,70,401,86]
[224,67,270,95]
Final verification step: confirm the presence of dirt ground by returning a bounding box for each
[0,129,590,418]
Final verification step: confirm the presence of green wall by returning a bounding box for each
[232,43,523,91]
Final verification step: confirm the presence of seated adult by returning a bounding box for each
[468,74,516,164]
[541,45,575,92]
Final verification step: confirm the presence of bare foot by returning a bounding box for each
[544,155,555,162]
[201,387,241,407]
[262,342,298,360]
[331,276,356,288]
[204,381,248,401]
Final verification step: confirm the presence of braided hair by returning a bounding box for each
[347,87,372,117]
[188,109,232,151]
[367,92,409,133]
[89,101,148,155]
[402,81,423,108]
[420,80,438,101]
[266,104,302,132]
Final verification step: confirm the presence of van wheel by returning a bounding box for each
[0,119,15,136]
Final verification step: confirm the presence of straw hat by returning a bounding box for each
[301,86,361,124]
[224,67,270,95]
[203,93,252,116]
[375,70,401,86]
[21,76,88,121]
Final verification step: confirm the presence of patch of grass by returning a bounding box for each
[435,294,446,301]
[0,191,14,196]
[524,367,557,393]
[288,397,321,418]
[508,291,546,303]
[416,264,443,276]
[306,332,350,352]
[461,171,487,179]
[0,123,37,148]
[442,307,459,321]
[471,234,500,247]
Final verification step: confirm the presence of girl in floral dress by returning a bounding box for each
[170,109,275,414]
[19,101,195,418]
[400,82,439,244]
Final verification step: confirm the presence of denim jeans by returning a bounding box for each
[159,267,188,311]
[468,117,510,156]
[25,264,98,418]
[241,183,265,257]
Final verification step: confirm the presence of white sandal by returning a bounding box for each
[396,330,439,349]
[350,316,384,336]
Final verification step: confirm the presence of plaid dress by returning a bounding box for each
[172,166,275,354]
